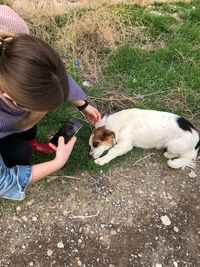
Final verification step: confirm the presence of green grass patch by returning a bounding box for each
[32,0,200,178]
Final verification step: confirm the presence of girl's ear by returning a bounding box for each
[2,92,11,98]
[2,92,18,106]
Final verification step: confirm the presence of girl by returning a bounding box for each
[0,5,101,201]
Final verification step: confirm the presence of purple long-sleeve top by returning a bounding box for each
[0,5,87,139]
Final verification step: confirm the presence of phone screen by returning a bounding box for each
[50,118,82,146]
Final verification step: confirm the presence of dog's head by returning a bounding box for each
[89,126,116,159]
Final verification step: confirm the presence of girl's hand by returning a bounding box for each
[81,104,101,125]
[49,136,76,168]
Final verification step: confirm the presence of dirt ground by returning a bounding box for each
[0,154,200,267]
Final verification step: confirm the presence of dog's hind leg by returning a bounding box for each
[94,142,133,166]
[163,151,178,159]
[167,150,197,169]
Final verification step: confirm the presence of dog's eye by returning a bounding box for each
[93,141,99,147]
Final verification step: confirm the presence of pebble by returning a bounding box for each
[110,230,117,235]
[63,210,69,216]
[173,261,178,267]
[156,264,162,267]
[32,216,37,222]
[77,259,82,266]
[173,226,179,232]
[160,215,171,226]
[22,216,28,222]
[47,249,53,256]
[26,200,35,206]
[83,81,91,87]
[16,206,21,213]
[188,170,197,179]
[57,241,64,248]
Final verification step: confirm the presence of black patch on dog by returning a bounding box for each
[177,117,200,152]
[177,117,195,132]
[195,138,200,151]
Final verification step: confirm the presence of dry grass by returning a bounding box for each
[12,0,190,81]
[21,3,150,81]
[55,6,147,80]
[13,0,191,14]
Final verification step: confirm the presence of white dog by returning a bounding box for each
[89,109,200,169]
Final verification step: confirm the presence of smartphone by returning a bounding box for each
[50,118,82,146]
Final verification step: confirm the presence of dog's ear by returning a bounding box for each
[103,129,115,139]
[94,115,107,128]
[92,127,115,145]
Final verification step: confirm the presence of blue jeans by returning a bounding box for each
[0,155,32,201]
[0,127,35,200]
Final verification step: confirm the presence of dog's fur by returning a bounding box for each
[89,109,200,169]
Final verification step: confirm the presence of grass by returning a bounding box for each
[26,0,200,177]
[0,0,199,207]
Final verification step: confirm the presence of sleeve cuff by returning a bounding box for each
[67,74,88,101]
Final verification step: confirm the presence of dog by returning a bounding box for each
[89,108,200,169]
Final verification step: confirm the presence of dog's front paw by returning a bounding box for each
[94,157,109,166]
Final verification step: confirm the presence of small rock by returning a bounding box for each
[110,230,117,235]
[173,226,179,232]
[156,264,162,267]
[161,215,171,226]
[188,170,197,179]
[47,249,53,256]
[22,216,28,222]
[77,259,82,266]
[26,200,35,206]
[32,216,37,222]
[63,210,69,216]
[29,262,34,267]
[57,241,64,248]
[173,261,178,267]
[83,81,91,87]
[16,206,21,213]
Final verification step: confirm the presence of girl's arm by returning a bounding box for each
[31,136,76,184]
[0,136,76,201]
[67,75,101,124]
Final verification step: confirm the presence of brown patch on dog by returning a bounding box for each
[92,127,115,147]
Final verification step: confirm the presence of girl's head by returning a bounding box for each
[0,33,69,111]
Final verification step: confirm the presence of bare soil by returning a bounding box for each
[0,155,200,267]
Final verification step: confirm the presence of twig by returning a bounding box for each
[90,95,141,102]
[132,152,155,167]
[69,210,100,219]
[47,175,81,182]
